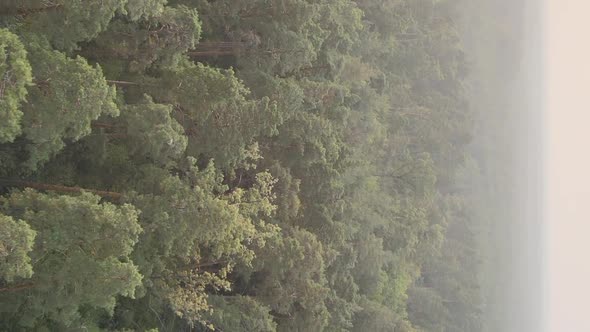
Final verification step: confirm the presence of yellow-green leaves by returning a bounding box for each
[129,159,278,325]
[0,29,32,143]
[0,213,36,282]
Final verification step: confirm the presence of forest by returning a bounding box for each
[0,0,489,331]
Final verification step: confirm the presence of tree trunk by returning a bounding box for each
[0,179,123,202]
[91,121,121,129]
[195,260,229,269]
[0,3,63,17]
[106,80,141,86]
[188,50,237,57]
[0,282,35,292]
[188,41,246,57]
[281,64,331,78]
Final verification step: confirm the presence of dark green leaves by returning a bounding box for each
[0,190,142,328]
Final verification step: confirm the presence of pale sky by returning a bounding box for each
[545,0,590,331]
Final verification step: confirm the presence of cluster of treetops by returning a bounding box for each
[0,0,484,331]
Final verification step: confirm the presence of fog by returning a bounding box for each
[461,0,544,331]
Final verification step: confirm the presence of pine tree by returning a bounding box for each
[120,95,188,165]
[125,159,278,325]
[0,189,142,329]
[145,59,282,169]
[88,5,201,71]
[0,29,32,143]
[20,35,118,169]
[0,213,36,282]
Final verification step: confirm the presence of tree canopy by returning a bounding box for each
[0,0,487,331]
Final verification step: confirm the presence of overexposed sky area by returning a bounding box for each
[545,0,590,331]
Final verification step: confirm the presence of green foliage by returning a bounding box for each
[121,95,187,164]
[0,0,482,330]
[189,0,363,76]
[125,159,278,325]
[205,295,277,332]
[16,0,126,52]
[267,161,302,223]
[245,226,331,331]
[20,35,118,169]
[408,286,449,332]
[0,29,32,143]
[90,5,201,71]
[352,297,400,332]
[123,0,168,21]
[0,213,36,282]
[145,59,282,169]
[0,190,142,329]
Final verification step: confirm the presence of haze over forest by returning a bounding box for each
[0,0,543,331]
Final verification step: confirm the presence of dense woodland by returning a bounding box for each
[0,0,487,331]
